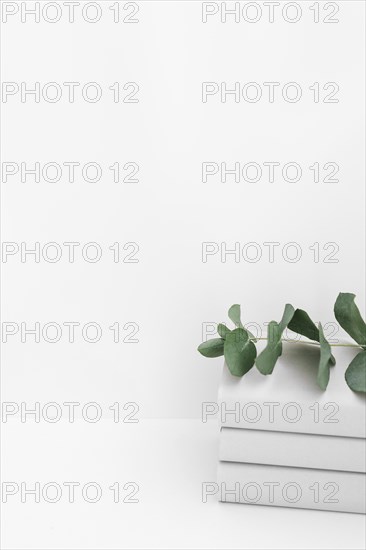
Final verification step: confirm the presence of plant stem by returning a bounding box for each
[252,337,360,348]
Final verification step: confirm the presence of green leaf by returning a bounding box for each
[288,309,320,342]
[228,304,257,342]
[334,293,366,347]
[224,328,257,377]
[228,304,244,328]
[287,309,336,388]
[217,323,231,339]
[256,321,282,375]
[317,323,336,391]
[278,303,295,334]
[256,304,294,375]
[197,338,224,358]
[345,351,366,392]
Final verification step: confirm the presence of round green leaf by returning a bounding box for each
[197,338,225,358]
[256,305,294,375]
[317,323,336,391]
[217,323,231,339]
[278,303,295,335]
[224,328,257,377]
[256,321,282,375]
[288,308,319,342]
[334,293,366,347]
[345,351,366,392]
[228,304,243,328]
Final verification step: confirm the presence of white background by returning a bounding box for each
[1,1,365,548]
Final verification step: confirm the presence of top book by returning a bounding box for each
[218,342,366,438]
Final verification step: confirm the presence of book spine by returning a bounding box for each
[217,395,366,438]
[217,462,366,513]
[219,428,366,472]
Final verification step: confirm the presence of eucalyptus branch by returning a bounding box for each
[252,337,361,348]
[198,293,366,392]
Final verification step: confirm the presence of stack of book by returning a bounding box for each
[217,344,366,513]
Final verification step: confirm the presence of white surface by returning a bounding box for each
[219,344,366,437]
[0,0,365,418]
[219,427,366,472]
[2,419,366,549]
[218,460,366,513]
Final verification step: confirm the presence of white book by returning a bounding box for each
[219,427,366,473]
[218,342,366,438]
[217,461,366,513]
